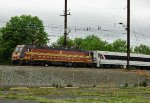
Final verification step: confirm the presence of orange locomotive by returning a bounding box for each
[12,45,93,67]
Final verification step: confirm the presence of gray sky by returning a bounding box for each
[0,0,150,46]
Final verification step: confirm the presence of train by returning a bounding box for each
[12,45,150,68]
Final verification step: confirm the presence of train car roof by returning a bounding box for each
[95,50,150,58]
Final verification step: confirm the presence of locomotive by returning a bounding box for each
[12,45,150,68]
[12,45,94,67]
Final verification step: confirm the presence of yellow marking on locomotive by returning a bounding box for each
[23,55,92,63]
[25,52,91,59]
[33,59,91,63]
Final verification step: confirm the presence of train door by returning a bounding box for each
[89,51,94,61]
[93,51,101,67]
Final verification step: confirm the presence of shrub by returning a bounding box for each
[66,84,73,87]
[139,80,148,87]
[124,83,128,87]
[134,83,138,87]
[93,84,96,88]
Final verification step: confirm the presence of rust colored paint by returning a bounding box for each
[23,48,92,63]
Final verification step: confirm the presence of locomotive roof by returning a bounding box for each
[25,45,89,53]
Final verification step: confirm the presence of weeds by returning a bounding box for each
[139,80,148,87]
[0,87,10,91]
[0,87,150,103]
[134,80,148,87]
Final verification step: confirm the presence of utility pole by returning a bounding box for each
[61,0,70,48]
[127,0,130,70]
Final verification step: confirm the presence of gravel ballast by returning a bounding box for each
[0,66,149,87]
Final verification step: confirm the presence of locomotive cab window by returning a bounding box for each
[14,47,23,53]
[15,47,19,52]
[90,52,94,59]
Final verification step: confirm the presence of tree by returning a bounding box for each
[0,30,2,48]
[52,35,111,51]
[134,45,150,54]
[73,37,83,49]
[111,39,127,52]
[51,36,74,48]
[0,15,49,63]
[80,35,108,50]
[105,44,113,51]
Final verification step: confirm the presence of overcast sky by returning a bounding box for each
[0,0,150,46]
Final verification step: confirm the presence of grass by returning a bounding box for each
[0,87,150,103]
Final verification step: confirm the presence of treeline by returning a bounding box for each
[52,35,150,55]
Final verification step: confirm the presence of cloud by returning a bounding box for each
[0,0,63,11]
[0,0,150,45]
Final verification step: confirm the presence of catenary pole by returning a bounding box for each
[61,0,70,48]
[64,0,67,48]
[127,0,130,69]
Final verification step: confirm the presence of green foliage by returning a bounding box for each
[74,37,83,49]
[134,45,150,54]
[80,35,109,50]
[52,36,74,48]
[0,30,2,47]
[52,35,109,50]
[105,44,113,51]
[124,83,128,87]
[1,87,150,103]
[5,94,18,99]
[0,87,10,91]
[0,15,49,63]
[111,39,127,52]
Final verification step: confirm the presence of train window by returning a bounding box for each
[15,48,18,52]
[103,55,150,62]
[15,47,23,53]
[99,54,106,59]
[15,47,19,52]
[98,54,101,58]
[90,52,94,59]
